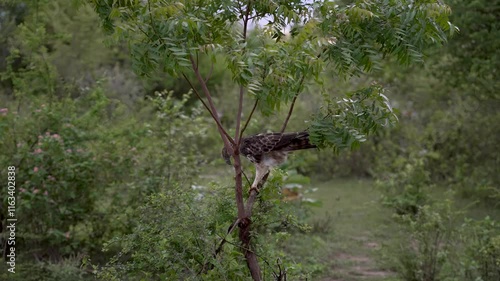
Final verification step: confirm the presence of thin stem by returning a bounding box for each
[182,73,235,145]
[189,55,235,147]
[235,86,245,143]
[239,99,259,141]
[280,75,306,133]
[214,218,240,256]
[280,95,298,133]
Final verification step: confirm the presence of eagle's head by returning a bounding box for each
[221,146,232,165]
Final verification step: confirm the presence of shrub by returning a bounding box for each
[379,156,432,216]
[0,94,102,259]
[97,168,317,280]
[383,199,460,281]
[455,217,500,281]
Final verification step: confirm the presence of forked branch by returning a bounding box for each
[189,55,234,148]
[182,72,234,145]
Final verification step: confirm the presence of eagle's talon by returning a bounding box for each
[249,186,260,194]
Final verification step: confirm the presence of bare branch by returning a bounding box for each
[189,55,235,147]
[232,154,247,219]
[280,94,299,133]
[214,218,240,257]
[182,72,235,145]
[235,86,245,143]
[239,99,259,141]
[280,75,306,133]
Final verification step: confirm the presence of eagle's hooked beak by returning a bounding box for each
[221,146,232,165]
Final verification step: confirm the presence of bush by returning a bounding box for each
[0,256,88,281]
[97,168,317,280]
[383,199,460,281]
[382,197,500,281]
[0,93,103,259]
[379,155,433,216]
[455,217,500,281]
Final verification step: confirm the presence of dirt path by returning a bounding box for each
[309,179,398,281]
[323,239,394,281]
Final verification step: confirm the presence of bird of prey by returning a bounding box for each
[221,131,316,193]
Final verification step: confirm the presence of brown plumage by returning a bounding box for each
[221,131,316,192]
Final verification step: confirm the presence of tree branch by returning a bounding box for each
[245,172,270,217]
[235,86,245,144]
[214,218,240,257]
[189,55,235,147]
[234,0,253,145]
[182,72,235,145]
[280,75,306,133]
[239,98,259,141]
[236,2,263,280]
[280,94,299,133]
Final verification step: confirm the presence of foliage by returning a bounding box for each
[0,86,213,275]
[98,184,245,280]
[440,0,500,99]
[0,91,104,258]
[84,0,456,278]
[0,0,149,105]
[384,199,460,281]
[379,155,433,216]
[97,171,318,280]
[310,85,397,152]
[383,197,500,281]
[86,0,454,150]
[455,217,500,281]
[370,0,500,204]
[86,90,212,256]
[0,256,87,281]
[0,10,212,273]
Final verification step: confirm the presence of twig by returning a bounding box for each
[214,218,240,256]
[188,56,235,147]
[239,99,259,141]
[235,86,245,143]
[280,75,306,133]
[242,169,252,187]
[280,94,299,133]
[215,232,277,275]
[182,72,235,145]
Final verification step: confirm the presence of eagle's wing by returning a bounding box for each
[240,132,316,163]
[240,133,283,163]
[273,131,316,151]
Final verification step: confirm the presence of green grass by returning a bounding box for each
[283,178,399,281]
[287,178,500,281]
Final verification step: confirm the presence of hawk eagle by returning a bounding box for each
[221,131,316,193]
